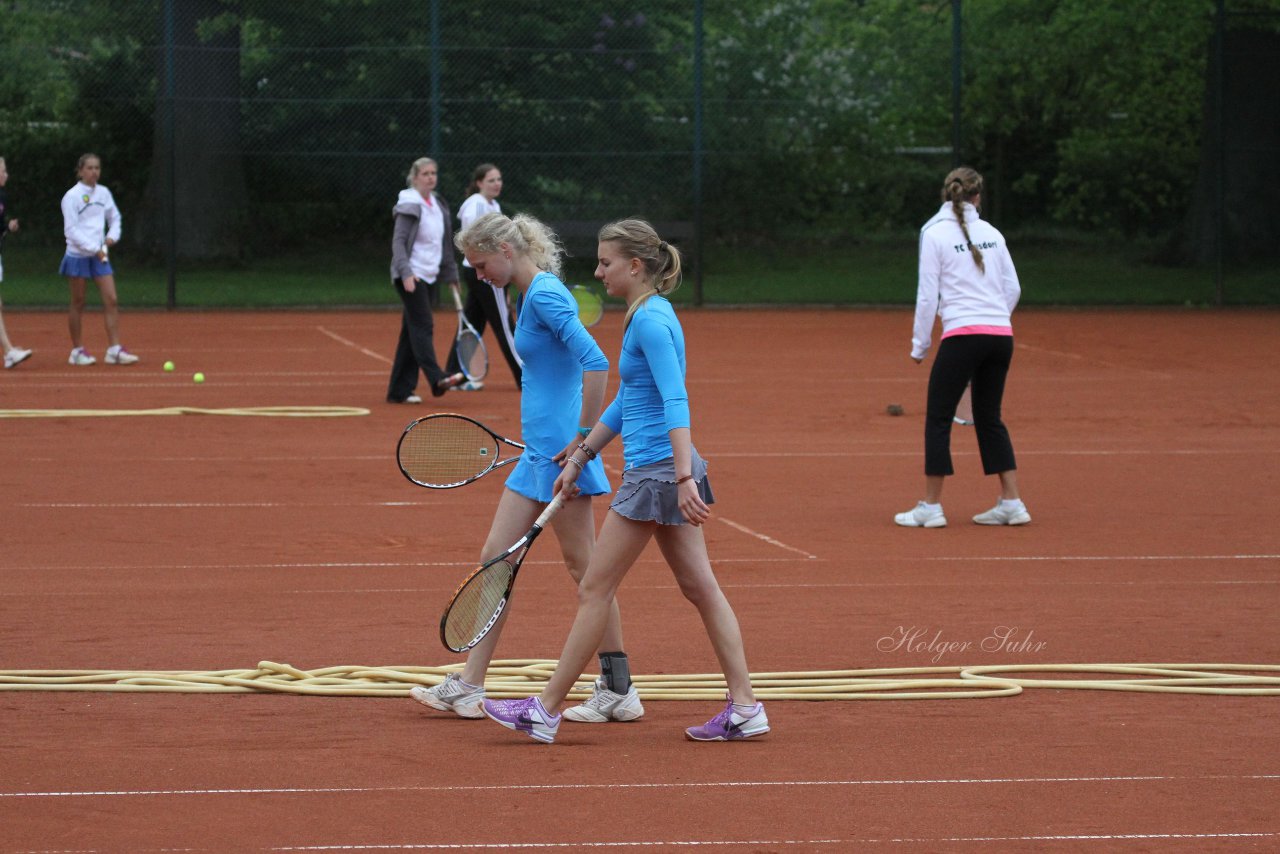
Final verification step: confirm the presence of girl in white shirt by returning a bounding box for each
[444,163,523,388]
[59,153,138,366]
[895,167,1030,529]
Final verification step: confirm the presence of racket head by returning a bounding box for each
[440,556,516,652]
[571,285,604,328]
[456,329,488,381]
[396,413,504,488]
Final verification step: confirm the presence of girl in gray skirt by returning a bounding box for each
[480,219,768,745]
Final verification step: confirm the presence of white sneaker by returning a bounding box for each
[458,380,484,391]
[563,678,645,722]
[973,501,1031,526]
[409,673,485,718]
[68,347,96,366]
[894,501,947,528]
[105,346,139,365]
[4,347,32,369]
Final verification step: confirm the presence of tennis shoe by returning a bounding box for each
[685,696,769,742]
[953,416,974,426]
[457,380,484,391]
[562,678,644,723]
[894,501,946,528]
[409,673,485,718]
[68,347,96,366]
[433,372,466,396]
[483,696,561,744]
[4,347,32,369]
[105,345,139,365]
[973,501,1031,526]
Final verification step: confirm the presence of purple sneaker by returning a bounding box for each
[685,696,770,742]
[482,696,561,744]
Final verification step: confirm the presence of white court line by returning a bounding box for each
[15,501,442,509]
[716,517,818,560]
[5,773,1277,798]
[4,554,1275,574]
[317,326,391,364]
[266,833,1280,851]
[1015,341,1175,380]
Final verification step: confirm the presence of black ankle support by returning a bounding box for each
[598,651,631,693]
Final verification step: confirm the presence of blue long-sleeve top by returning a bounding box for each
[600,296,691,470]
[515,271,609,460]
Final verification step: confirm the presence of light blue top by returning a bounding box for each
[600,296,691,470]
[505,271,610,500]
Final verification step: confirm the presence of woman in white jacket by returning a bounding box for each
[59,153,137,365]
[895,167,1029,529]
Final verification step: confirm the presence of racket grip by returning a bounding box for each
[535,492,566,529]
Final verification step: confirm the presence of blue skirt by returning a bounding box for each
[610,448,714,525]
[505,452,609,503]
[60,254,113,278]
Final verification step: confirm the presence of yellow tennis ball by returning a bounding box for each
[193,372,205,384]
[163,360,175,372]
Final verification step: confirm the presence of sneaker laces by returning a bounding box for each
[580,681,619,710]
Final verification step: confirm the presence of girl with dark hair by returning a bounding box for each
[444,163,523,389]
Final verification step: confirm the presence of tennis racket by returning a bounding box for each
[397,413,523,489]
[571,284,604,328]
[450,285,489,382]
[440,492,565,652]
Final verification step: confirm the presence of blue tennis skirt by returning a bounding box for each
[506,452,609,503]
[610,448,714,526]
[60,254,113,279]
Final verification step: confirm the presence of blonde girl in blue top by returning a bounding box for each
[411,212,643,725]
[481,219,768,744]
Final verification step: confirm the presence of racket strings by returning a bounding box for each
[400,419,500,486]
[442,560,515,650]
[458,332,486,380]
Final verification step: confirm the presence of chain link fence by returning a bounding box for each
[1,0,1275,308]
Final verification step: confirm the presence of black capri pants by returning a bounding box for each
[924,334,1017,477]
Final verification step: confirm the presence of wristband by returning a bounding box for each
[577,427,591,438]
[676,474,694,485]
[577,442,597,460]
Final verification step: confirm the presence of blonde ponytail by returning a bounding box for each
[455,212,565,278]
[942,167,985,275]
[597,219,683,328]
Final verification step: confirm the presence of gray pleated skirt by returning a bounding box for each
[610,448,714,525]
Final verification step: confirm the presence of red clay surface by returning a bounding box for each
[2,306,1278,852]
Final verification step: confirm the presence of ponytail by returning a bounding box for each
[942,167,985,275]
[597,219,683,328]
[455,211,564,278]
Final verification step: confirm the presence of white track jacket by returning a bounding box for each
[911,202,1020,360]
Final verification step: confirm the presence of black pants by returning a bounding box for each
[924,334,1017,477]
[445,266,522,385]
[387,277,448,401]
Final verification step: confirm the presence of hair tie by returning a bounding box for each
[658,241,668,252]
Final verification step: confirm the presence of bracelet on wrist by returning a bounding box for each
[577,442,597,460]
[676,474,694,484]
[565,457,583,471]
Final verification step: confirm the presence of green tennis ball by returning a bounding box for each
[193,372,205,384]
[163,360,175,372]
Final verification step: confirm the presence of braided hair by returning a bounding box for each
[942,167,985,275]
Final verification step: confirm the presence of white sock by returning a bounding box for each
[921,502,942,512]
[731,702,759,715]
[107,344,121,355]
[1000,498,1025,509]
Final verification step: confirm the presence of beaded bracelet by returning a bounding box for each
[577,442,598,460]
[565,457,584,471]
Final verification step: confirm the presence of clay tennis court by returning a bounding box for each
[2,307,1277,852]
